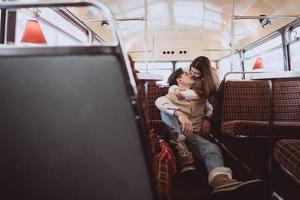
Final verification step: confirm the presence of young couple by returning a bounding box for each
[155,56,271,199]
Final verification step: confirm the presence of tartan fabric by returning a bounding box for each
[153,139,177,200]
[222,120,300,137]
[221,80,300,138]
[274,139,300,183]
[148,128,161,155]
[136,83,152,131]
[149,129,176,200]
[222,80,270,121]
[147,81,163,120]
[274,79,300,121]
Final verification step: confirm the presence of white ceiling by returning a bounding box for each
[84,0,300,60]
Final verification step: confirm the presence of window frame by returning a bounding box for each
[287,21,300,71]
[242,32,284,72]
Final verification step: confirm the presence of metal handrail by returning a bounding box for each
[0,0,119,46]
[223,71,265,80]
[233,15,300,20]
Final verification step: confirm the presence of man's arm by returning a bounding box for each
[155,96,193,136]
[155,96,179,116]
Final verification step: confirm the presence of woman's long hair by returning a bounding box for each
[190,56,219,99]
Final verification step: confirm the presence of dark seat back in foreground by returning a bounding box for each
[0,46,153,200]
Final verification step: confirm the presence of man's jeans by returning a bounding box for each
[161,112,232,184]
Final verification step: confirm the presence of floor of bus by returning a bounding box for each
[172,145,300,200]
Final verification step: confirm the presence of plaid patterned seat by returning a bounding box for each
[273,79,300,122]
[221,80,270,136]
[220,80,300,138]
[145,81,173,135]
[149,129,176,200]
[274,139,300,183]
[222,120,300,137]
[147,81,162,121]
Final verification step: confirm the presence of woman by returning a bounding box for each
[189,56,220,107]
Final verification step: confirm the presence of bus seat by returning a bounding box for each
[220,80,270,137]
[213,79,300,179]
[274,139,300,184]
[149,128,177,200]
[219,80,300,138]
[222,120,300,137]
[147,81,163,121]
[144,81,171,136]
[273,79,300,122]
[136,81,176,200]
[0,46,154,200]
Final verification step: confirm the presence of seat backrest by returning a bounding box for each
[0,46,154,200]
[147,81,163,121]
[222,80,271,122]
[274,79,300,121]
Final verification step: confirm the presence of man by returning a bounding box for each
[155,68,271,199]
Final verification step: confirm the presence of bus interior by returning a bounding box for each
[0,0,299,200]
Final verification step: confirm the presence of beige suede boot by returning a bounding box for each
[210,174,272,200]
[169,139,196,173]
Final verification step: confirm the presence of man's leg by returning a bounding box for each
[160,112,195,173]
[185,134,231,181]
[160,112,181,138]
[185,134,272,199]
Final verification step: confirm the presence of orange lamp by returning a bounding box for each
[21,20,47,44]
[252,57,263,70]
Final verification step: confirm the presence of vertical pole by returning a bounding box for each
[0,9,6,44]
[152,34,155,68]
[144,0,149,72]
[267,79,275,183]
[6,10,17,44]
[230,0,235,71]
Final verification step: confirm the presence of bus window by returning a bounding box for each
[218,53,241,80]
[244,34,284,72]
[289,26,300,71]
[135,62,173,86]
[15,8,87,45]
[175,61,191,70]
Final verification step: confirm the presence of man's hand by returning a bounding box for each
[201,119,211,134]
[178,114,193,136]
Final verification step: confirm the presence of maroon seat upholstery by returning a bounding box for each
[145,81,173,136]
[221,79,300,138]
[147,81,162,121]
[149,129,176,200]
[274,139,300,183]
[222,80,270,121]
[273,79,300,122]
[217,79,300,180]
[221,80,270,136]
[222,120,300,137]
